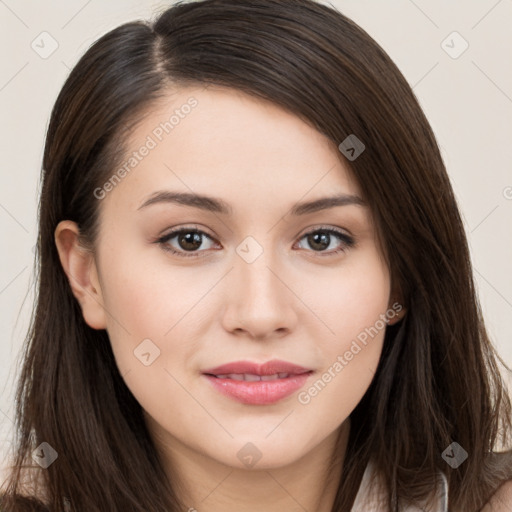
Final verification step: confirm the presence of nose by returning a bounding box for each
[221,249,298,340]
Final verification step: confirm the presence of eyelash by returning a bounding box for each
[155,225,355,259]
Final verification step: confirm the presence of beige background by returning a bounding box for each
[1,0,511,476]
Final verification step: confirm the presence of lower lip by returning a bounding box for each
[203,373,312,405]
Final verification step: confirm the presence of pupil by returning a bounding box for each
[309,232,329,251]
[180,232,202,251]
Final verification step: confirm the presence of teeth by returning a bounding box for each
[243,373,261,381]
[261,374,280,381]
[227,373,245,381]
[214,373,291,381]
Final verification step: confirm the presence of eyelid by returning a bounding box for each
[296,224,353,241]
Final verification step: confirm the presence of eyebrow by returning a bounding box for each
[137,191,366,215]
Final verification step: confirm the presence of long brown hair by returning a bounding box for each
[2,0,511,510]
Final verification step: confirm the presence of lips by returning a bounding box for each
[202,359,313,405]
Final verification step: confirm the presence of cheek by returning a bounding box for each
[301,248,391,343]
[295,251,390,419]
[96,250,183,367]
[97,241,227,398]
[296,333,384,442]
[99,237,215,334]
[97,256,207,420]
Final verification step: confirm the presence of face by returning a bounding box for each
[57,85,402,473]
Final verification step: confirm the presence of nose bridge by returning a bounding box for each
[222,235,297,337]
[236,240,285,308]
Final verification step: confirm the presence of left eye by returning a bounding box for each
[156,226,355,258]
[295,228,355,255]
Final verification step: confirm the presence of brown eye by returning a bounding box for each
[157,228,218,258]
[175,231,203,251]
[295,227,355,256]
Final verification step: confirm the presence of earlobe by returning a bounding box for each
[387,296,407,326]
[54,220,107,330]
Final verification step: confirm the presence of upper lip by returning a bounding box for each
[202,359,313,376]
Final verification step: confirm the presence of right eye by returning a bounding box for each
[156,227,220,258]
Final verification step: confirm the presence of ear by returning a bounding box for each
[54,220,107,330]
[387,293,407,326]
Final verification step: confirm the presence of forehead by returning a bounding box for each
[102,85,363,213]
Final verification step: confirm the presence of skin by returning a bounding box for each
[55,85,406,511]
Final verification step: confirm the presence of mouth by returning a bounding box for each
[201,359,314,405]
[206,372,304,381]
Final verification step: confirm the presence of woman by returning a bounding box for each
[1,0,512,510]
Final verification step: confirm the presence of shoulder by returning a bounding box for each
[481,480,512,511]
